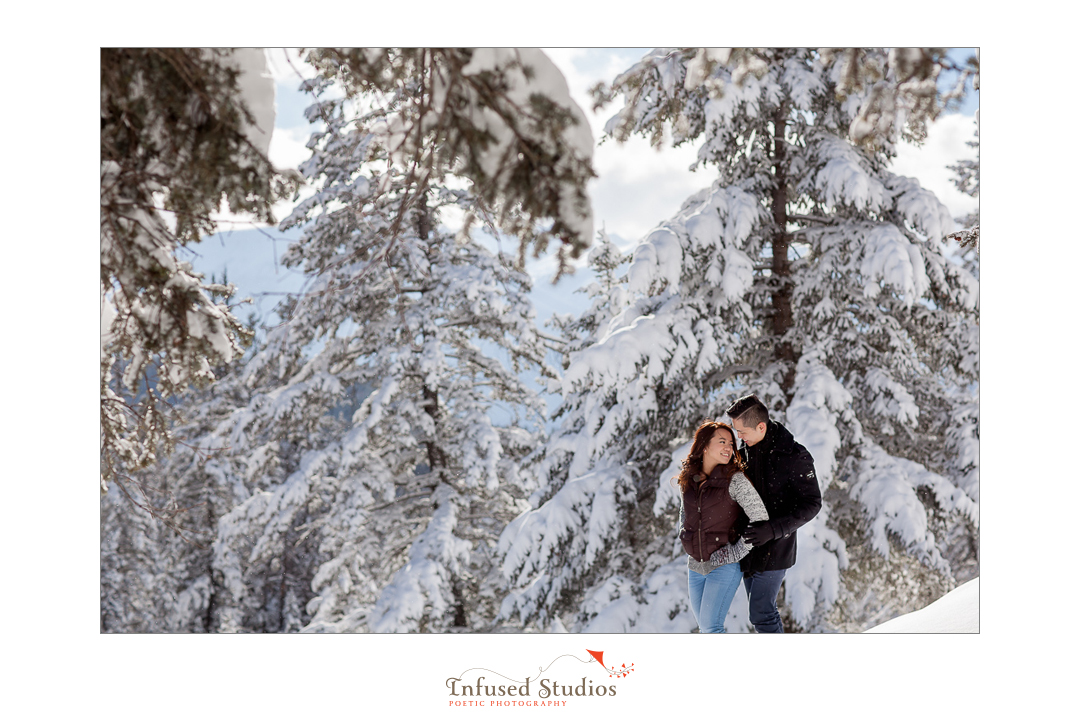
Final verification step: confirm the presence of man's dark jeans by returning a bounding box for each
[743,569,787,633]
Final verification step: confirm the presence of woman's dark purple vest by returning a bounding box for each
[680,466,745,562]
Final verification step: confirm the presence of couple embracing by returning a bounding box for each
[677,394,822,633]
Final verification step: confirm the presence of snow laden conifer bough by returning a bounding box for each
[100,48,299,503]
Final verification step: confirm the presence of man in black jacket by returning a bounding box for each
[726,394,822,633]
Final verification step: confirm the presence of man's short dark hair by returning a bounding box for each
[726,394,769,428]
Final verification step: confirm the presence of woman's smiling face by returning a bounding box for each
[704,427,736,466]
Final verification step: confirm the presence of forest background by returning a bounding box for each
[98,45,982,636]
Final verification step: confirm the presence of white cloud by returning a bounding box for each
[541,48,707,245]
[268,126,311,173]
[891,112,979,220]
[590,136,706,244]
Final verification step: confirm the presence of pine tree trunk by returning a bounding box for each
[422,383,448,476]
[770,105,796,399]
[204,474,217,633]
[416,199,448,481]
[417,202,432,243]
[277,556,287,632]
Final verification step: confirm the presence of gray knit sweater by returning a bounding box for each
[682,471,769,576]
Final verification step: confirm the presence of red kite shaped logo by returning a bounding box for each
[586,650,634,678]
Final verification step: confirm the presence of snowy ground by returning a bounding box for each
[864,577,978,633]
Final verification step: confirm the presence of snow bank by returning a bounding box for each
[864,577,978,633]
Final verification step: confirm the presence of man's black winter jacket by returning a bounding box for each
[738,420,822,574]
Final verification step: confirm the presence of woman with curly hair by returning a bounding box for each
[676,420,769,633]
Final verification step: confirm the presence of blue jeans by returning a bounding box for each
[743,569,787,633]
[688,562,743,633]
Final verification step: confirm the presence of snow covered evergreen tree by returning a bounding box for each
[102,49,590,632]
[100,46,596,503]
[203,198,557,631]
[205,193,559,633]
[100,48,602,632]
[101,363,253,632]
[498,48,979,632]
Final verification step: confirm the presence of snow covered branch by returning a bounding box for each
[295,48,596,280]
[100,48,298,495]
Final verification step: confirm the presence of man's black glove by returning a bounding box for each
[743,521,777,546]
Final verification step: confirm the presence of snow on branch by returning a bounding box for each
[806,135,886,213]
[784,513,848,627]
[368,484,472,632]
[787,350,856,491]
[497,465,636,626]
[859,225,930,306]
[884,173,954,242]
[579,560,696,633]
[852,443,978,571]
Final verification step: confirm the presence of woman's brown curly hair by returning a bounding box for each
[675,421,745,493]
